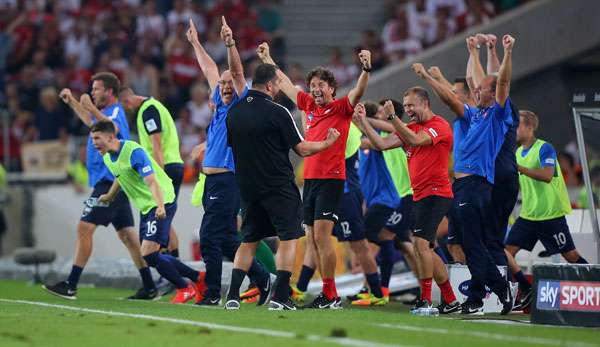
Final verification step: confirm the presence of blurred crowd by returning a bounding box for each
[0,0,284,173]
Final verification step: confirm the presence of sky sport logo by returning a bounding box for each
[537,280,600,311]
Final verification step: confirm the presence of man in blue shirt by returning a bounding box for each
[43,72,157,301]
[413,35,517,315]
[187,18,270,305]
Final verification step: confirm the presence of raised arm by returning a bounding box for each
[294,128,340,157]
[468,36,486,87]
[413,63,464,117]
[384,100,432,147]
[353,103,402,151]
[144,173,166,219]
[496,35,515,108]
[80,94,120,133]
[486,34,500,74]
[427,66,453,91]
[256,42,298,104]
[221,16,245,96]
[347,50,371,106]
[59,88,92,126]
[367,118,396,133]
[187,18,220,91]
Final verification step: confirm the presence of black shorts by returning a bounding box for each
[332,190,365,242]
[80,180,134,230]
[505,216,576,254]
[365,200,412,244]
[412,195,452,247]
[447,180,463,245]
[303,179,344,225]
[164,163,184,198]
[241,182,304,243]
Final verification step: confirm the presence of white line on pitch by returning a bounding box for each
[374,323,599,347]
[0,299,407,347]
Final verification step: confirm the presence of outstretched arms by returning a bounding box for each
[187,18,220,91]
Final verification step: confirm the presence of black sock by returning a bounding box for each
[513,271,531,291]
[296,265,315,292]
[274,270,292,302]
[227,268,247,301]
[170,249,179,258]
[576,256,589,264]
[66,265,83,289]
[144,252,187,289]
[365,272,383,298]
[162,254,199,282]
[138,267,156,290]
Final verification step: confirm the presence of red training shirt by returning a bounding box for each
[399,115,453,201]
[297,91,353,180]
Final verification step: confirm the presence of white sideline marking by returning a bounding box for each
[375,323,599,347]
[0,299,405,347]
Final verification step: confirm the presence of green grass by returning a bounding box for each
[0,280,598,347]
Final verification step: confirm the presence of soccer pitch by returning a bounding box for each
[0,280,598,347]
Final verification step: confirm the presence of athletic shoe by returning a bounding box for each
[381,287,390,304]
[269,298,298,311]
[196,296,221,306]
[303,293,342,309]
[350,294,387,306]
[127,287,160,300]
[171,284,196,304]
[156,276,176,297]
[224,299,240,310]
[290,284,306,303]
[461,300,484,315]
[410,298,431,314]
[195,271,206,303]
[513,287,533,311]
[500,286,514,315]
[42,281,77,300]
[240,284,260,301]
[256,276,272,306]
[346,286,369,302]
[410,299,439,316]
[437,300,461,314]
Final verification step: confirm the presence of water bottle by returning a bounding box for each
[410,307,439,316]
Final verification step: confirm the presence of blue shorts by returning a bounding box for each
[365,198,412,244]
[505,216,576,254]
[447,181,463,245]
[333,190,365,242]
[164,163,184,198]
[140,202,177,247]
[80,180,134,230]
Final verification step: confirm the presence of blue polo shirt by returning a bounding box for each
[344,151,361,193]
[358,149,400,209]
[87,103,130,187]
[452,116,469,167]
[454,98,514,184]
[203,85,248,172]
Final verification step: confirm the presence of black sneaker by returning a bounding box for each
[410,298,431,313]
[513,286,533,311]
[437,300,461,314]
[257,275,272,306]
[303,293,342,309]
[156,276,176,297]
[196,296,221,306]
[461,300,484,315]
[42,281,77,300]
[127,287,160,300]
[268,297,298,311]
[346,286,369,302]
[224,299,240,310]
[500,286,514,315]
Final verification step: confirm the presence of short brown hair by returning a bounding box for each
[90,120,116,134]
[306,67,338,97]
[404,86,430,106]
[363,101,379,118]
[91,72,121,96]
[519,110,539,131]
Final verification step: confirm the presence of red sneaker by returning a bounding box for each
[195,271,206,303]
[171,284,196,304]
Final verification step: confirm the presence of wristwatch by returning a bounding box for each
[387,113,396,121]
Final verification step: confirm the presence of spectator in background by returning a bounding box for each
[168,0,206,35]
[63,54,92,94]
[431,7,456,46]
[356,30,387,71]
[64,20,93,69]
[5,13,34,73]
[18,66,40,112]
[175,107,202,162]
[136,0,166,40]
[204,29,228,66]
[326,48,357,87]
[124,54,160,99]
[456,0,494,31]
[186,83,212,140]
[237,18,268,60]
[382,4,422,61]
[107,44,128,81]
[67,142,89,194]
[256,0,282,33]
[406,0,436,45]
[34,86,68,142]
[287,62,306,89]
[30,51,56,89]
[166,39,199,100]
[558,152,581,187]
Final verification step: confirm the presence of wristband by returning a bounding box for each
[387,113,396,121]
[225,40,235,48]
[362,66,372,72]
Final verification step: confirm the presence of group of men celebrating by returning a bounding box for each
[43,16,588,314]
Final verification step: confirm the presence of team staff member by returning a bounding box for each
[224,63,341,310]
[187,17,270,305]
[257,42,371,309]
[43,72,156,301]
[91,121,204,304]
[506,110,588,310]
[355,88,460,315]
